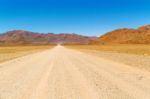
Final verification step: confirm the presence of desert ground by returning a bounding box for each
[0,45,150,99]
[67,44,150,71]
[66,44,150,56]
[0,45,53,63]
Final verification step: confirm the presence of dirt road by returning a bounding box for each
[0,45,150,99]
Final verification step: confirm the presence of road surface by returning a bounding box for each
[0,45,150,99]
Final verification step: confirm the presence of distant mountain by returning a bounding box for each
[93,24,150,44]
[0,30,97,45]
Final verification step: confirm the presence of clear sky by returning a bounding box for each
[0,0,150,36]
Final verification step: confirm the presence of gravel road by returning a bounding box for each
[0,45,150,99]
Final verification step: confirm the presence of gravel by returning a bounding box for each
[82,50,150,71]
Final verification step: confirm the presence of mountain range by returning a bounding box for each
[0,30,97,45]
[1,24,150,45]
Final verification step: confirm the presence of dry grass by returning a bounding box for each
[66,44,150,56]
[0,45,54,62]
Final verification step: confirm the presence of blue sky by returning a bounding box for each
[0,0,150,36]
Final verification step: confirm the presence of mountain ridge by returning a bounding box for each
[0,30,97,45]
[93,24,150,44]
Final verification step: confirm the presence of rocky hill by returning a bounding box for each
[0,30,97,45]
[94,24,150,44]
